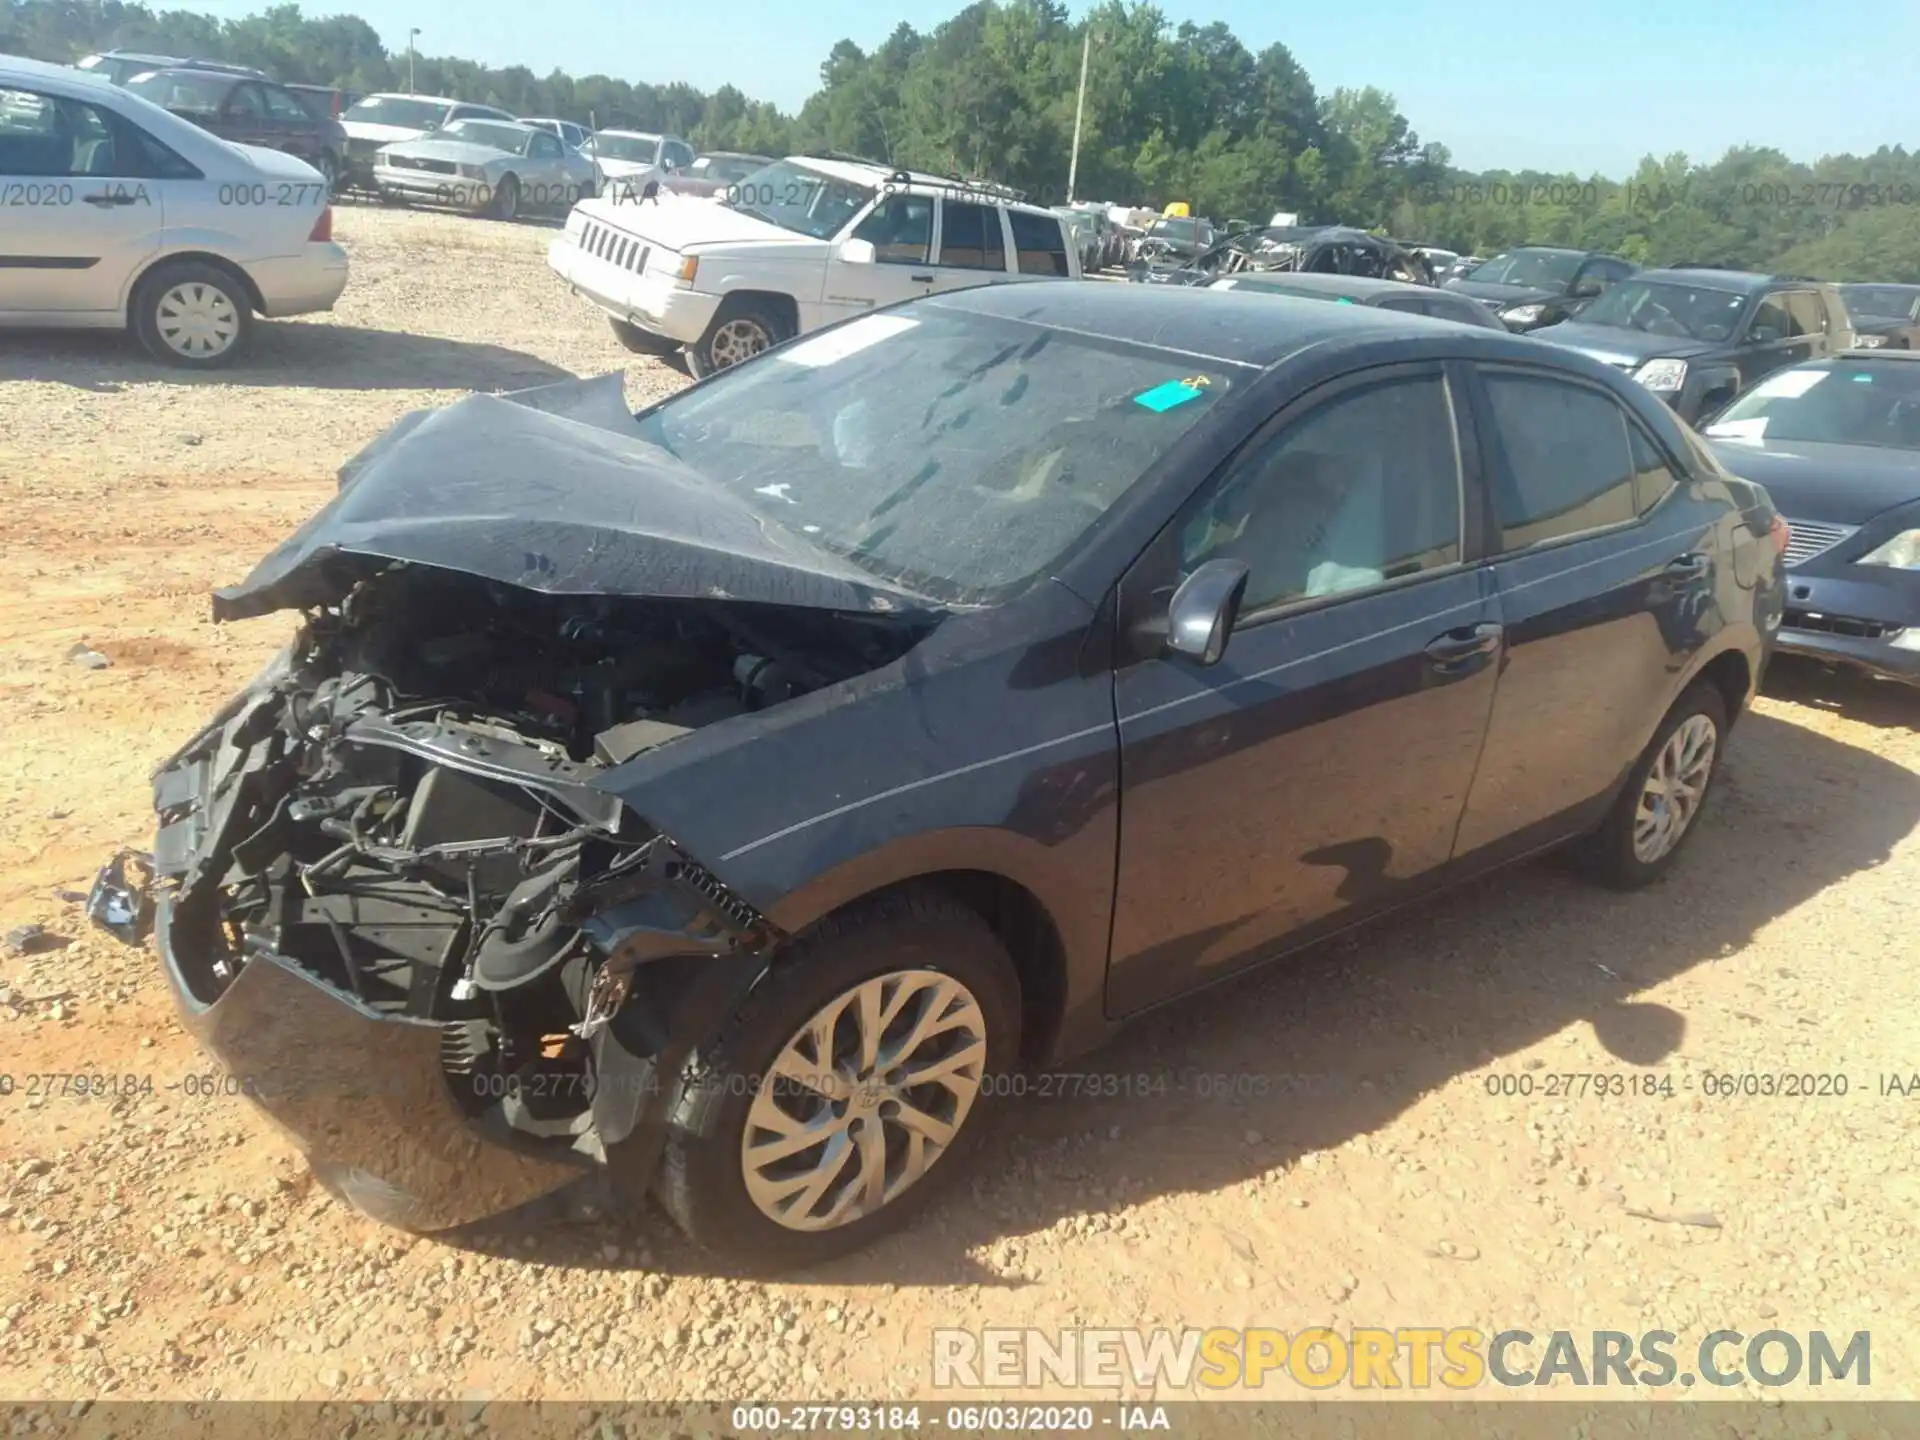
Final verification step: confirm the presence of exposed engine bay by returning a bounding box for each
[135,560,932,1158]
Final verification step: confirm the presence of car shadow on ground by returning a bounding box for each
[1764,654,1916,732]
[0,322,576,393]
[457,708,1920,1287]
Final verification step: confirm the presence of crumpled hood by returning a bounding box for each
[343,120,425,144]
[211,373,932,622]
[1535,320,1718,369]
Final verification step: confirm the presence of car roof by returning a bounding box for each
[358,91,463,105]
[10,53,117,90]
[1834,347,1920,362]
[1841,281,1920,293]
[932,278,1546,369]
[131,67,244,83]
[597,128,665,139]
[781,154,1050,209]
[1636,266,1782,291]
[1216,272,1432,301]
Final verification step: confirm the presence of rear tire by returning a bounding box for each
[1575,682,1728,890]
[656,888,1020,1272]
[131,260,252,368]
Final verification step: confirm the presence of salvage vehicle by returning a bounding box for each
[93,282,1784,1268]
[521,117,589,151]
[665,151,777,198]
[547,157,1078,375]
[1841,284,1920,350]
[1535,268,1857,424]
[73,49,264,86]
[581,129,693,196]
[125,66,348,190]
[1444,246,1638,332]
[1210,270,1508,329]
[1702,350,1920,684]
[340,93,516,192]
[1131,224,1434,287]
[0,54,347,368]
[374,118,594,219]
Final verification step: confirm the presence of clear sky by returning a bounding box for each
[180,0,1919,176]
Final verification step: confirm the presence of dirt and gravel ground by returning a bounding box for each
[1,206,1917,1409]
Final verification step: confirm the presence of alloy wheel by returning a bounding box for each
[154,282,240,360]
[740,969,988,1232]
[708,317,772,369]
[1632,713,1718,863]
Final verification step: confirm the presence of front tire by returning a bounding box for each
[656,888,1020,1271]
[487,173,520,222]
[686,299,789,378]
[1576,682,1728,889]
[131,260,252,368]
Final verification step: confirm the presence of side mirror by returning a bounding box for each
[1571,278,1603,299]
[1166,559,1249,665]
[838,237,877,265]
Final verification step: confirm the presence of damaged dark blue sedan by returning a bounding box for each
[97,283,1789,1269]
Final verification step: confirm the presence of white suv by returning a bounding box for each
[547,155,1081,375]
[0,55,347,367]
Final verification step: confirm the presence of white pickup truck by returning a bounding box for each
[547,154,1081,375]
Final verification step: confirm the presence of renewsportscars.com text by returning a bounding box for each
[932,1327,1871,1390]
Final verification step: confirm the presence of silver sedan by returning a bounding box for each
[374,118,595,220]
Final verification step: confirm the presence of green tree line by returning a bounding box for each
[6,0,1918,279]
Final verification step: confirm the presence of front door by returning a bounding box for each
[825,192,937,319]
[1106,363,1504,1015]
[0,83,163,318]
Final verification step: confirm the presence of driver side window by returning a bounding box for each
[852,194,933,265]
[1746,295,1792,344]
[1178,376,1463,617]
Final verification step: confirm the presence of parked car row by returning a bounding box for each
[0,54,347,368]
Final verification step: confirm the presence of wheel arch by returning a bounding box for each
[127,250,266,320]
[754,832,1113,1069]
[710,288,801,341]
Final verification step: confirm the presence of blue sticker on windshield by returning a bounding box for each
[1851,373,1873,382]
[1134,380,1206,412]
[1336,296,1357,304]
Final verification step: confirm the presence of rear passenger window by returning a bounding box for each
[1179,376,1462,615]
[938,200,1005,271]
[1483,373,1637,549]
[1008,209,1070,276]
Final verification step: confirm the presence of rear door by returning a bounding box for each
[1452,364,1715,859]
[1106,362,1503,1014]
[0,83,164,318]
[218,81,271,149]
[927,197,1010,293]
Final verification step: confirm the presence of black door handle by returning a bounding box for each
[84,193,136,207]
[1663,552,1710,579]
[1424,621,1504,669]
[910,273,934,283]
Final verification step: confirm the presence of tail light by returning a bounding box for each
[309,206,333,242]
[1770,514,1791,556]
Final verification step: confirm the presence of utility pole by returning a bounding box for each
[407,28,420,93]
[1066,26,1092,205]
